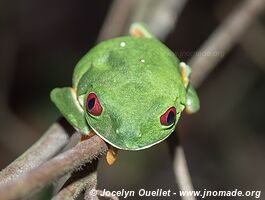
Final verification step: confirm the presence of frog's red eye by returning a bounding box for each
[160,107,176,126]
[86,93,103,116]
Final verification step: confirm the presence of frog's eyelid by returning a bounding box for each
[162,124,175,130]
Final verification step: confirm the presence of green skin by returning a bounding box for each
[51,23,200,150]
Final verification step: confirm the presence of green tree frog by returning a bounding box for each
[51,23,200,164]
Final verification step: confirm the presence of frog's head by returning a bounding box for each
[76,65,186,150]
[82,92,184,150]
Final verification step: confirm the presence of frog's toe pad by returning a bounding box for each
[106,147,118,165]
[129,22,153,38]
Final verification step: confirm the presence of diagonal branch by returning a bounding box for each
[52,171,98,200]
[0,118,72,184]
[0,135,107,200]
[189,0,265,86]
[53,158,99,200]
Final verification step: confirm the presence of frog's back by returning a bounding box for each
[73,36,181,89]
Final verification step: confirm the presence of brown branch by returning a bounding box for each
[0,119,72,184]
[83,173,98,200]
[94,190,119,200]
[0,135,107,200]
[189,0,265,87]
[52,171,97,200]
[53,157,98,200]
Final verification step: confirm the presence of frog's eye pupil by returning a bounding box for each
[86,93,103,116]
[167,111,175,124]
[88,98,95,110]
[160,107,176,126]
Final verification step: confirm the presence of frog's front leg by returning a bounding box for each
[179,62,200,114]
[81,131,96,141]
[50,87,90,133]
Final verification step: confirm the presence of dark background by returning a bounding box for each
[0,0,264,199]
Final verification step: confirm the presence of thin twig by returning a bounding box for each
[241,21,265,71]
[129,0,188,40]
[0,119,71,184]
[0,135,107,200]
[189,0,265,86]
[97,0,137,42]
[174,147,195,197]
[167,132,196,200]
[171,1,265,199]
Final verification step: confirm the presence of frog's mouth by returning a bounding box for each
[89,125,172,151]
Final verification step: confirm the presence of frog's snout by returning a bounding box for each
[115,126,142,139]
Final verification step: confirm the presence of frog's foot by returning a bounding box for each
[80,131,96,142]
[106,146,118,165]
[129,22,154,38]
[179,62,191,88]
[185,86,200,114]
